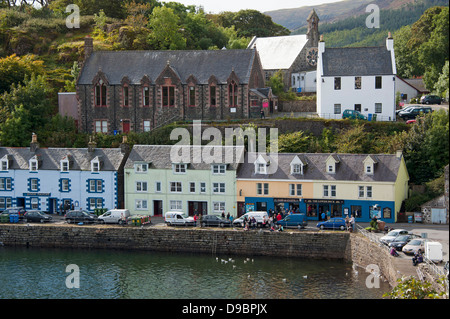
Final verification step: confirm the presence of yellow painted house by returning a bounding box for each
[236,151,409,223]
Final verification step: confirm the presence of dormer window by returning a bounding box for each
[173,163,187,174]
[134,163,148,173]
[91,156,103,173]
[363,155,378,176]
[1,155,11,171]
[290,155,307,175]
[212,164,226,174]
[325,154,340,175]
[29,156,40,172]
[60,155,72,172]
[254,154,269,174]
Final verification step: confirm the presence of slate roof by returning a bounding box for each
[125,145,245,171]
[247,35,308,70]
[321,47,394,77]
[237,152,403,183]
[0,147,126,171]
[78,49,257,85]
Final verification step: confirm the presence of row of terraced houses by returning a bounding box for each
[0,135,409,223]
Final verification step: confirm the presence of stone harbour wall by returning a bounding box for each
[0,224,350,260]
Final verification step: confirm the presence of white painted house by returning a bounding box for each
[317,34,397,121]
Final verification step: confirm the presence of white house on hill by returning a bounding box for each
[317,33,397,121]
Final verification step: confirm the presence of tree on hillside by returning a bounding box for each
[0,54,44,94]
[147,6,186,50]
[0,74,54,146]
[215,9,290,38]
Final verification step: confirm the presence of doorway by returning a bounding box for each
[188,201,207,216]
[153,200,163,216]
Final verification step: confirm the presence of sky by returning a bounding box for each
[164,0,345,14]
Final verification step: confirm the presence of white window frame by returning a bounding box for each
[212,164,226,175]
[200,182,206,193]
[134,163,148,173]
[91,160,100,172]
[155,181,162,193]
[213,201,226,213]
[136,181,148,192]
[60,160,69,172]
[291,164,303,175]
[29,159,38,172]
[213,182,226,194]
[135,199,148,210]
[173,164,187,174]
[1,159,9,171]
[169,200,182,211]
[170,182,182,193]
[189,182,196,193]
[0,178,12,191]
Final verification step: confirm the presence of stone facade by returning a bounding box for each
[76,46,274,134]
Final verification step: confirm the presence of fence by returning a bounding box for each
[317,113,395,122]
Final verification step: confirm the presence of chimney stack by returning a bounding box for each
[88,136,96,154]
[84,35,93,60]
[30,133,39,153]
[120,135,130,155]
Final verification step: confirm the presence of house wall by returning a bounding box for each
[236,180,314,202]
[0,169,118,213]
[124,167,237,217]
[317,74,396,121]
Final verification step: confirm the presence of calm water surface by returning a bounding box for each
[0,247,390,299]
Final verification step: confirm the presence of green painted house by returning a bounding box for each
[124,145,244,217]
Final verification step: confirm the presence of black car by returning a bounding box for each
[201,215,231,227]
[1,207,27,220]
[24,210,52,223]
[65,210,97,224]
[398,107,433,120]
[420,95,442,105]
[388,234,420,251]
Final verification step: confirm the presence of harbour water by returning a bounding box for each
[0,247,390,299]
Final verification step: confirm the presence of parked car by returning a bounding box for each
[398,106,432,120]
[65,210,97,224]
[98,209,131,225]
[276,214,308,229]
[201,215,231,227]
[342,109,367,120]
[233,211,268,228]
[420,95,442,105]
[23,210,52,223]
[402,238,427,255]
[1,207,27,220]
[164,211,195,226]
[380,229,409,245]
[388,234,419,251]
[316,217,346,230]
[396,105,419,115]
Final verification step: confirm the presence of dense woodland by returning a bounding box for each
[0,0,448,210]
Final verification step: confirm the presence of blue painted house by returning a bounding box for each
[0,134,128,213]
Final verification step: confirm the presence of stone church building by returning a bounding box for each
[247,9,320,90]
[76,37,274,135]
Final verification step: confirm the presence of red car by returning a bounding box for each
[406,119,416,124]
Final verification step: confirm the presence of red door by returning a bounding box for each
[122,120,130,133]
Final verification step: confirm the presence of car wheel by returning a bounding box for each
[202,222,207,227]
[219,222,224,228]
[320,225,324,230]
[340,225,345,231]
[40,219,44,223]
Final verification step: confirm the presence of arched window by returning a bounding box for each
[228,81,237,107]
[95,81,107,106]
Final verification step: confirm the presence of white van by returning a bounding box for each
[233,211,268,228]
[98,209,130,225]
[425,241,443,263]
[164,211,195,226]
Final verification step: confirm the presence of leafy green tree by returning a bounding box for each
[384,276,447,299]
[434,60,449,100]
[216,9,290,38]
[0,54,45,94]
[147,6,186,50]
[333,124,370,154]
[0,74,54,146]
[278,131,312,153]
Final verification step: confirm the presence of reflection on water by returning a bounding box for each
[0,247,390,299]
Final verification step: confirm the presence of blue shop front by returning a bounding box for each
[244,197,396,223]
